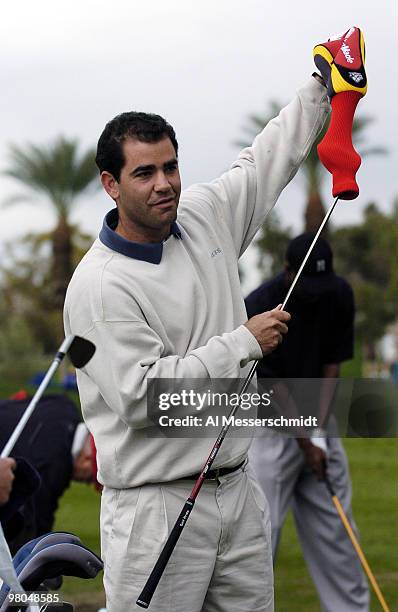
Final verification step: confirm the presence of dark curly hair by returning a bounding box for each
[96,112,178,182]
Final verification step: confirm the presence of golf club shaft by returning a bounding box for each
[325,477,390,612]
[137,198,339,608]
[0,336,76,458]
[137,402,241,608]
[224,196,340,406]
[282,196,339,309]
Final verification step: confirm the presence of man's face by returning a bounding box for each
[101,136,181,242]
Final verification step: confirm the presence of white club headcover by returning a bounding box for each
[310,428,328,453]
[71,422,90,460]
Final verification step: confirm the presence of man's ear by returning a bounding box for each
[101,171,119,200]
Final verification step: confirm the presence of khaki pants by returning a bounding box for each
[100,463,274,612]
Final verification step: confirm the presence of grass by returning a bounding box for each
[53,483,105,611]
[51,439,398,612]
[1,357,397,611]
[274,439,398,611]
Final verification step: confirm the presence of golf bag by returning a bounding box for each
[0,531,103,612]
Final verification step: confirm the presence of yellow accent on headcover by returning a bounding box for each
[330,64,367,96]
[313,44,334,65]
[360,29,366,62]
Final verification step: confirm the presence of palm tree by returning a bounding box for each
[3,136,99,308]
[235,104,387,233]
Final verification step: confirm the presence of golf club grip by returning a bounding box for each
[136,499,195,608]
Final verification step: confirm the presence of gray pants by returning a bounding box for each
[249,427,369,612]
[101,463,274,611]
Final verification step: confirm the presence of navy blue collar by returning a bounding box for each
[99,208,182,264]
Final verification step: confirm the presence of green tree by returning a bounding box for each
[255,212,293,277]
[331,202,398,356]
[0,228,94,352]
[3,136,99,309]
[0,293,47,385]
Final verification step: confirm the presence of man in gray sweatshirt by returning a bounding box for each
[64,74,329,611]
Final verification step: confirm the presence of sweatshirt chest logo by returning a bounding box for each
[211,247,223,258]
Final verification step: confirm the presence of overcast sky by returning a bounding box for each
[1,0,396,291]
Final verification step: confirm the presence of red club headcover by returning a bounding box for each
[314,27,367,200]
[317,91,362,200]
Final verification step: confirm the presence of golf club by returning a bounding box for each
[136,198,339,608]
[324,474,390,612]
[1,335,95,459]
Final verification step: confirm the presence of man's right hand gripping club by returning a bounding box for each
[245,305,291,355]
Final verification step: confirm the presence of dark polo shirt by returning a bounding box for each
[245,272,355,379]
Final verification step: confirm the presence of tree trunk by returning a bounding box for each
[51,218,73,309]
[304,190,327,234]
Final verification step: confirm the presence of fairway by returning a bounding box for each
[53,438,398,611]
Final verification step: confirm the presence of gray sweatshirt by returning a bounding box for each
[64,78,329,488]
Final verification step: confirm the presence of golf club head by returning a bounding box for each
[67,336,96,369]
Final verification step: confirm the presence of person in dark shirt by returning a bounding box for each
[246,233,369,612]
[0,394,94,554]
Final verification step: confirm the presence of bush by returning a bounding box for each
[0,313,48,384]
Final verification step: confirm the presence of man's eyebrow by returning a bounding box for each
[130,164,155,176]
[164,158,178,167]
[130,158,178,176]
